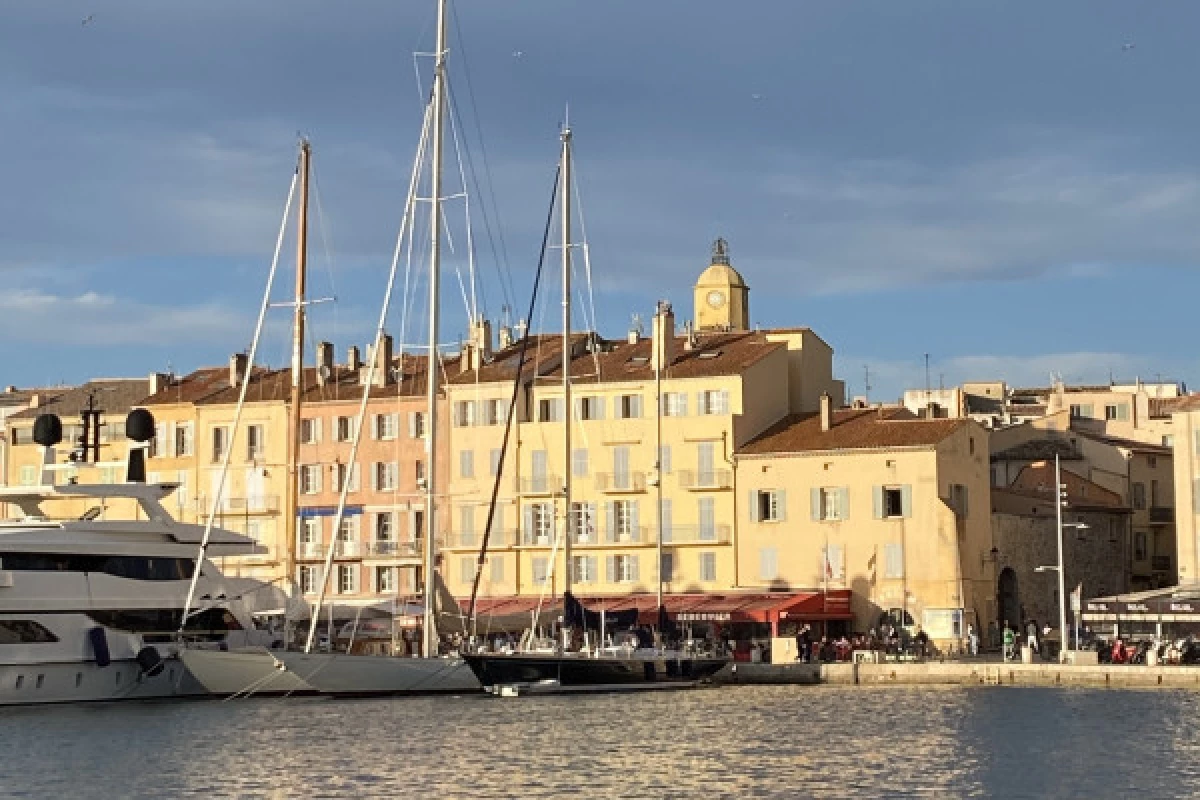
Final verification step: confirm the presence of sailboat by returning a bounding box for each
[183,0,480,697]
[460,125,728,696]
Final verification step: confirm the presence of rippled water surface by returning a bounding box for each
[3,685,1200,798]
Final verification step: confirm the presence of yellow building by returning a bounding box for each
[442,242,845,612]
[736,401,992,645]
[1170,399,1200,584]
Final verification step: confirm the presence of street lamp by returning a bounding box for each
[1036,453,1090,662]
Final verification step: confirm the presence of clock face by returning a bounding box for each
[706,290,726,309]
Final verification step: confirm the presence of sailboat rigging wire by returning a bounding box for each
[446,86,481,323]
[179,166,300,634]
[570,160,602,378]
[305,99,436,654]
[310,167,341,347]
[466,162,561,631]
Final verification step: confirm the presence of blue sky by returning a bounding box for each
[2,0,1198,400]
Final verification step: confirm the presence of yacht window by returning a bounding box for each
[0,553,196,581]
[88,608,240,643]
[0,620,59,644]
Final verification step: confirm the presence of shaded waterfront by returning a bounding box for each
[3,685,1199,798]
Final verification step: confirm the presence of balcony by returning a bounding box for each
[660,524,731,545]
[569,527,651,547]
[364,540,422,560]
[1153,555,1172,572]
[519,475,561,496]
[202,495,281,515]
[297,540,366,560]
[445,530,518,549]
[594,472,647,493]
[1149,507,1174,525]
[677,470,733,491]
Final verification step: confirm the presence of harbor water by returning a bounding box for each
[3,685,1200,798]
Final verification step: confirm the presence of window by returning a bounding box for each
[246,425,265,461]
[530,450,548,492]
[697,497,716,541]
[532,556,549,585]
[576,396,605,421]
[1135,531,1148,561]
[409,411,427,438]
[490,556,504,584]
[660,552,674,583]
[570,502,597,541]
[660,498,673,543]
[373,413,398,440]
[662,392,688,417]
[612,446,631,487]
[460,557,475,585]
[698,389,729,415]
[884,543,904,579]
[300,465,322,494]
[332,462,359,493]
[485,398,508,426]
[299,565,318,595]
[301,517,320,545]
[616,394,643,419]
[174,423,194,457]
[572,555,598,584]
[572,449,589,477]
[373,462,398,491]
[299,418,319,445]
[750,490,785,522]
[1105,404,1130,422]
[337,515,358,542]
[211,426,229,464]
[609,554,639,583]
[375,512,394,542]
[459,506,475,546]
[759,547,778,581]
[523,503,554,544]
[336,416,354,442]
[337,565,356,594]
[376,567,396,593]
[1069,404,1093,419]
[1133,482,1146,510]
[537,397,563,422]
[459,450,475,479]
[1151,479,1160,507]
[0,620,58,644]
[822,545,845,581]
[948,484,969,516]
[415,460,426,485]
[608,499,639,541]
[658,445,672,475]
[18,466,35,486]
[875,485,912,519]
[698,552,717,582]
[453,401,476,428]
[812,487,848,521]
[697,441,716,484]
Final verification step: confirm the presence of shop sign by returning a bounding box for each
[678,612,731,622]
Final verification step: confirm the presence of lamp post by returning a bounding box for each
[1035,454,1088,661]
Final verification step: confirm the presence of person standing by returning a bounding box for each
[1002,621,1015,661]
[967,623,979,657]
[1026,619,1039,654]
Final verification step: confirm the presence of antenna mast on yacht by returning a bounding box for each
[560,120,573,602]
[285,139,311,596]
[422,0,448,660]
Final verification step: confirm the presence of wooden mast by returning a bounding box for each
[285,139,311,596]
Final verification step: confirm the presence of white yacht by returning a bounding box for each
[0,424,270,705]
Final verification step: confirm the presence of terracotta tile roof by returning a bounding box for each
[1153,395,1200,417]
[991,439,1082,462]
[1002,461,1126,508]
[0,387,69,410]
[1072,429,1172,455]
[738,408,969,456]
[9,378,151,421]
[448,330,784,387]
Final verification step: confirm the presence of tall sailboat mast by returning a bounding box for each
[560,124,573,600]
[285,139,311,593]
[422,0,448,659]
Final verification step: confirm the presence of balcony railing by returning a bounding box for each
[1153,555,1172,571]
[519,475,561,495]
[659,523,732,545]
[201,495,281,514]
[676,470,733,490]
[594,472,647,493]
[364,540,422,559]
[1149,507,1174,525]
[297,540,367,559]
[520,526,651,547]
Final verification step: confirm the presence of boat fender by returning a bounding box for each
[88,626,111,668]
[135,646,165,677]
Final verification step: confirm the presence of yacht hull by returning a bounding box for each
[275,652,480,695]
[178,648,316,697]
[0,657,204,706]
[462,653,728,695]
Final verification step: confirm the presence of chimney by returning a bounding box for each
[498,325,513,349]
[650,301,676,372]
[316,341,335,386]
[460,341,475,374]
[229,353,249,387]
[346,345,361,371]
[363,334,393,387]
[4,385,15,394]
[468,318,492,371]
[628,328,640,345]
[926,401,938,419]
[29,392,41,409]
[820,392,833,432]
[147,372,170,396]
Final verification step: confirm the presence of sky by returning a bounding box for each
[2,0,1199,401]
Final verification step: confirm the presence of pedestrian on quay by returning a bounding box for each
[1026,620,1039,654]
[967,624,979,657]
[1003,621,1015,661]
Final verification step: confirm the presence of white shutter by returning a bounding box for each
[408,412,418,438]
[605,555,616,583]
[630,501,640,542]
[777,490,787,521]
[630,555,640,582]
[748,490,760,522]
[370,415,380,440]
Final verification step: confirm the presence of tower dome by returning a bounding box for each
[694,238,749,331]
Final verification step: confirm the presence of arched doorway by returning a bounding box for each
[997,568,1019,629]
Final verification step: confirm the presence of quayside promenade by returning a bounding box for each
[716,661,1200,689]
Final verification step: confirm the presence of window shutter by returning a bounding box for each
[748,490,760,522]
[408,412,417,438]
[315,466,323,493]
[631,395,642,418]
[777,490,787,521]
[630,500,640,542]
[370,415,380,440]
[901,485,913,518]
[660,498,673,543]
[839,487,850,520]
[522,505,533,543]
[630,555,640,582]
[574,397,583,421]
[810,488,821,521]
[605,555,616,583]
[314,418,322,443]
[872,486,884,519]
[605,501,617,543]
[659,445,671,474]
[720,390,730,413]
[832,545,844,580]
[491,556,504,584]
[595,397,606,420]
[369,463,378,491]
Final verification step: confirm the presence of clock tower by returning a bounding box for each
[693,238,749,331]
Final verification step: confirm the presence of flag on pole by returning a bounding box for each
[1070,582,1082,613]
